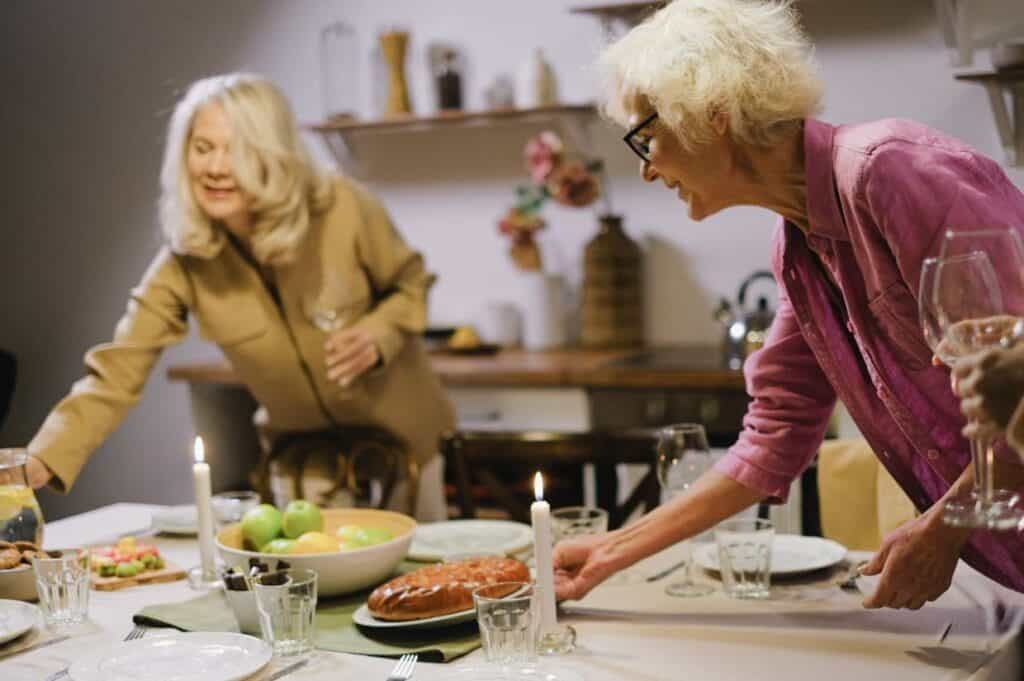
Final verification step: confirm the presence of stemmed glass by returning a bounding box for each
[656,423,714,597]
[923,230,1024,529]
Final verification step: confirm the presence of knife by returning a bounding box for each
[646,559,688,582]
[268,658,308,680]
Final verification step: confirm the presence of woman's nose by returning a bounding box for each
[208,149,230,176]
[641,161,659,183]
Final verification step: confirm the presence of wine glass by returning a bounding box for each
[656,423,714,597]
[930,247,1024,529]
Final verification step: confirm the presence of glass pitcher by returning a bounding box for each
[0,448,44,545]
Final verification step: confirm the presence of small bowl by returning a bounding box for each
[0,564,38,602]
[216,508,416,597]
[224,587,261,635]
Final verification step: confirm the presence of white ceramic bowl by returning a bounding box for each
[216,508,416,597]
[0,564,38,602]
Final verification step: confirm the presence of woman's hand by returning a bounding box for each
[553,532,624,601]
[860,508,966,610]
[324,328,380,387]
[26,456,53,489]
[952,345,1024,440]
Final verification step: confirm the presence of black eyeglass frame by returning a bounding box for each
[623,112,659,162]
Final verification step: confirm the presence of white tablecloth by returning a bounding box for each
[2,503,1023,681]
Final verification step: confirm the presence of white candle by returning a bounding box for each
[531,471,557,631]
[192,437,216,577]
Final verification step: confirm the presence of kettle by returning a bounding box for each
[714,270,776,369]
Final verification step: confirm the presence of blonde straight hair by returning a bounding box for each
[600,0,823,151]
[159,73,334,265]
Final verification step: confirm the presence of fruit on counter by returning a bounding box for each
[448,326,481,349]
[260,538,296,555]
[91,536,165,578]
[240,504,283,551]
[281,500,323,539]
[290,531,339,554]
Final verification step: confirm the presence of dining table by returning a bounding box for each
[3,502,1024,681]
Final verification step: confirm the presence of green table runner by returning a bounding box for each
[134,564,480,662]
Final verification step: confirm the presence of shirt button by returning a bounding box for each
[846,320,855,333]
[880,451,890,460]
[927,449,940,461]
[788,270,798,281]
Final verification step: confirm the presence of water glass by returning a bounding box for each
[551,506,608,544]
[31,548,90,626]
[715,518,773,599]
[473,581,536,667]
[253,568,318,657]
[211,490,261,529]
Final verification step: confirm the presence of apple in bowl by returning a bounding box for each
[216,507,416,597]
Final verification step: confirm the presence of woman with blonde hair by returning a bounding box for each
[25,73,454,520]
[554,0,1024,607]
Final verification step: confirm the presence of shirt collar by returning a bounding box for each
[803,118,849,242]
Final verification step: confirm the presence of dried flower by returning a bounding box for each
[498,131,609,271]
[524,131,564,184]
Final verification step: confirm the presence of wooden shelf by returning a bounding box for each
[955,68,1024,166]
[307,104,598,175]
[570,2,665,36]
[308,104,596,134]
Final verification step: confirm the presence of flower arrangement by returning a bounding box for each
[498,131,605,270]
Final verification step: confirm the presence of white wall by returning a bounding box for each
[2,0,1022,519]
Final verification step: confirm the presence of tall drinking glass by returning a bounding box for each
[31,548,90,627]
[253,568,318,658]
[928,243,1024,529]
[656,423,714,597]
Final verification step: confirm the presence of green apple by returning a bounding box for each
[335,524,369,546]
[260,538,296,554]
[281,500,323,539]
[241,504,283,551]
[361,527,393,546]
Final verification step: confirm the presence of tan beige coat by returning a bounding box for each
[30,177,454,492]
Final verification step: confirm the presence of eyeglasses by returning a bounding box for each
[623,112,658,162]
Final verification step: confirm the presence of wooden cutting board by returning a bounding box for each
[90,559,187,591]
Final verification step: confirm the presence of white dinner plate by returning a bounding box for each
[152,505,198,535]
[0,599,39,645]
[694,535,847,576]
[409,520,533,562]
[352,602,477,630]
[68,632,272,681]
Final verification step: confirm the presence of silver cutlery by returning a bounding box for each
[645,559,688,582]
[838,561,868,593]
[387,653,418,681]
[44,625,146,681]
[936,620,953,646]
[268,658,308,680]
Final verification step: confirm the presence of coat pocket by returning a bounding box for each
[867,280,932,371]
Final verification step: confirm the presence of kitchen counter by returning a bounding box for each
[166,346,745,390]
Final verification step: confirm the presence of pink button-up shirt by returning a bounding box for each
[715,118,1024,591]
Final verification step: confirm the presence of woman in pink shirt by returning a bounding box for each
[554,0,1024,609]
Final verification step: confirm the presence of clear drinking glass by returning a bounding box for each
[656,423,714,597]
[31,548,90,626]
[714,518,773,599]
[929,234,1024,530]
[211,490,261,530]
[473,581,537,668]
[551,507,608,544]
[253,568,318,658]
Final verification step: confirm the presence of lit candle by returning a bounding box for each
[531,471,557,631]
[192,437,216,578]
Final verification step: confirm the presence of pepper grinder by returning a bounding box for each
[378,29,411,116]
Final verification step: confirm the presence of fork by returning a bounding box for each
[387,653,418,681]
[44,626,147,681]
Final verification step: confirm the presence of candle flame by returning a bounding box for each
[193,436,205,464]
[533,472,544,501]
